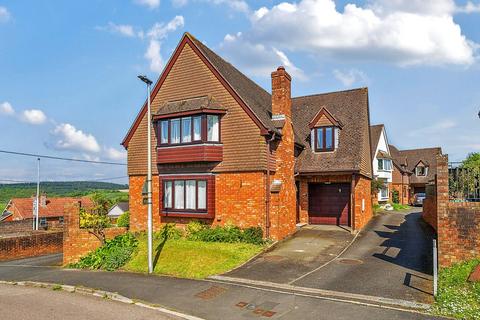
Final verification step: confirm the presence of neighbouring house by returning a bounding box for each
[122,33,373,240]
[370,124,393,204]
[389,145,412,205]
[389,146,443,203]
[107,201,129,222]
[0,194,92,229]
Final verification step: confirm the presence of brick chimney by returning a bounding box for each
[271,66,292,119]
[40,193,47,207]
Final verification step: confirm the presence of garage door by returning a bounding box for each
[308,183,351,225]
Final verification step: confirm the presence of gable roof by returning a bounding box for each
[292,88,373,178]
[122,33,278,148]
[369,124,384,159]
[308,107,343,129]
[390,146,442,183]
[5,197,93,220]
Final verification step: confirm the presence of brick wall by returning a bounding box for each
[63,204,126,265]
[0,231,63,261]
[353,175,373,230]
[0,219,34,234]
[423,154,480,267]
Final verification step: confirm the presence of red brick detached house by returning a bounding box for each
[122,33,373,240]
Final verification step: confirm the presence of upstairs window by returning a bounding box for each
[314,126,336,152]
[157,114,221,146]
[378,159,392,171]
[416,166,427,176]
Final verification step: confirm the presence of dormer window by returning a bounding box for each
[315,126,335,152]
[416,165,428,176]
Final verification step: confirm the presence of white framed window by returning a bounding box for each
[170,119,180,144]
[185,180,196,209]
[207,115,219,142]
[163,179,208,212]
[416,166,427,176]
[378,159,392,171]
[181,117,192,143]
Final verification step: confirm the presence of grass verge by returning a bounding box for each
[432,259,480,319]
[124,233,264,279]
[391,203,411,211]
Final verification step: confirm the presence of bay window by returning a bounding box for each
[157,114,221,146]
[378,158,392,171]
[163,178,208,212]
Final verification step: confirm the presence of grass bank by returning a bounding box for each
[432,259,480,319]
[124,233,264,279]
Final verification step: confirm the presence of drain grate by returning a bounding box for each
[194,285,227,300]
[337,258,363,265]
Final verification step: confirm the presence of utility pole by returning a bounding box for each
[35,157,40,230]
[138,75,154,274]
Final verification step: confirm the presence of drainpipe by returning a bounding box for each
[351,173,356,233]
[265,133,276,239]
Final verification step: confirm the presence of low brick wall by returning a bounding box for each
[0,220,35,234]
[63,204,126,265]
[422,197,437,231]
[0,231,63,261]
[439,202,480,267]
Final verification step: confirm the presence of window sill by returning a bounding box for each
[161,211,214,219]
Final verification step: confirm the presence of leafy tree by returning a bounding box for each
[462,152,480,169]
[371,179,384,195]
[79,193,112,244]
[117,211,130,228]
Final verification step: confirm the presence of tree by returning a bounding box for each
[79,193,112,244]
[371,178,384,195]
[462,152,480,169]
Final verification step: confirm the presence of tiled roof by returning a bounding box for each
[154,95,226,116]
[188,35,280,135]
[390,146,442,183]
[6,196,93,219]
[292,88,373,178]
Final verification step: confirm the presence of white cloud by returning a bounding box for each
[407,119,457,137]
[219,32,306,80]
[0,6,11,23]
[97,22,139,38]
[135,0,160,9]
[333,69,368,86]
[172,0,249,12]
[147,16,184,40]
[172,0,188,7]
[144,16,184,73]
[238,0,477,67]
[52,123,101,153]
[0,102,14,115]
[105,147,127,161]
[145,40,164,73]
[456,1,480,13]
[21,109,47,125]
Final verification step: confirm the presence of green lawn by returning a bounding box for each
[391,203,411,211]
[124,233,263,279]
[0,202,7,211]
[432,259,480,319]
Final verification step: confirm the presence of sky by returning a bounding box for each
[0,0,479,184]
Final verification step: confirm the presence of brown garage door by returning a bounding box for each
[308,183,350,225]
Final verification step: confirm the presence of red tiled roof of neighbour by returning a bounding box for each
[5,197,93,220]
[389,146,442,183]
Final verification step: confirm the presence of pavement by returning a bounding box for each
[0,255,444,319]
[0,283,176,320]
[223,209,434,304]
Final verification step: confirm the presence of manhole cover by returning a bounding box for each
[337,258,363,265]
[194,285,227,300]
[263,255,285,262]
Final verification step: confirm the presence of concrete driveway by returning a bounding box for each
[226,225,354,283]
[223,209,434,304]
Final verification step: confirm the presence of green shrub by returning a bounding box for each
[392,190,400,204]
[186,222,264,244]
[117,211,130,228]
[155,223,183,241]
[69,233,138,271]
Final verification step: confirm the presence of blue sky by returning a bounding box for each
[0,0,479,184]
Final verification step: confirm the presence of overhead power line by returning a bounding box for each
[0,176,128,184]
[0,149,127,166]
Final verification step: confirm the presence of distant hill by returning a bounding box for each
[0,181,129,209]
